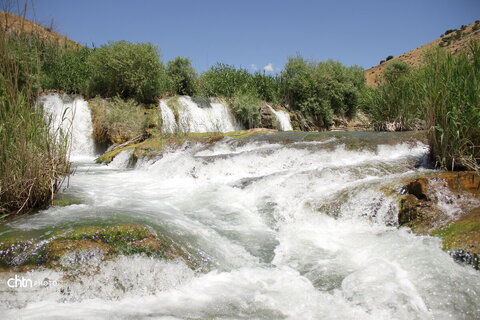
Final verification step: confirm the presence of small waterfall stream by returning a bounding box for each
[160,96,243,133]
[1,95,479,319]
[39,93,96,161]
[268,105,293,131]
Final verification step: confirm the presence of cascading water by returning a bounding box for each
[159,96,243,133]
[159,100,178,133]
[39,93,96,161]
[268,105,293,131]
[1,130,479,319]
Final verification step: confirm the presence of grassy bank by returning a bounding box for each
[361,42,480,171]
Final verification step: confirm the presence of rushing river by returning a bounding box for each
[0,96,479,319]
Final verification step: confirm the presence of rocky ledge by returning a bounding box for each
[397,172,480,269]
[0,224,202,272]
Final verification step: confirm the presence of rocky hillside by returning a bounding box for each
[0,11,79,48]
[365,20,480,86]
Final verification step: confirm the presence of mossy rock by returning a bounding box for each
[96,130,278,164]
[0,239,47,267]
[397,172,480,269]
[431,209,480,254]
[52,194,83,207]
[0,224,201,271]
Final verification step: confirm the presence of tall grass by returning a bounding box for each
[361,42,480,171]
[231,92,262,128]
[359,60,421,131]
[89,97,147,144]
[422,42,480,171]
[0,27,70,216]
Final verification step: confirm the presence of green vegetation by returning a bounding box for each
[422,43,480,171]
[196,63,258,98]
[362,42,480,171]
[231,92,262,128]
[0,31,70,216]
[359,60,419,131]
[41,46,91,93]
[0,224,199,270]
[89,96,149,144]
[165,57,197,96]
[281,57,365,129]
[87,41,164,103]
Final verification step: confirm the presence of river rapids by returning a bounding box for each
[0,95,479,319]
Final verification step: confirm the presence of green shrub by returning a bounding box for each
[251,72,281,104]
[231,92,262,128]
[386,55,394,61]
[383,60,410,83]
[359,60,420,131]
[280,56,364,128]
[359,73,420,131]
[166,57,197,96]
[41,47,91,93]
[196,63,256,98]
[87,41,165,103]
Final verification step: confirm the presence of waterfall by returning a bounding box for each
[268,105,293,131]
[39,93,96,161]
[159,100,177,133]
[159,96,243,133]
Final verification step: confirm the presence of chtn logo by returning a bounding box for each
[7,275,33,288]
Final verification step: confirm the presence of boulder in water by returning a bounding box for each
[0,224,200,271]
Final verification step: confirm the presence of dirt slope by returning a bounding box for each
[365,21,480,86]
[0,11,80,48]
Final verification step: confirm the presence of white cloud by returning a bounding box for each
[249,64,258,71]
[263,63,274,72]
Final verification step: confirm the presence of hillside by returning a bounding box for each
[365,20,480,86]
[0,11,79,48]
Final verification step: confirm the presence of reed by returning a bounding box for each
[422,42,480,171]
[0,20,70,216]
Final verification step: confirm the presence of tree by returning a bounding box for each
[88,41,165,103]
[166,57,197,96]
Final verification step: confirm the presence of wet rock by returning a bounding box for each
[404,178,429,200]
[398,172,480,269]
[260,105,276,129]
[0,224,202,271]
[449,249,479,270]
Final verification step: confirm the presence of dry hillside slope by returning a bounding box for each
[0,11,80,48]
[365,20,480,86]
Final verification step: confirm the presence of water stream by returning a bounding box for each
[1,95,479,319]
[160,96,244,133]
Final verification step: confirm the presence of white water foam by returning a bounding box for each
[2,137,480,319]
[39,93,96,161]
[159,96,243,133]
[268,105,293,131]
[160,100,177,133]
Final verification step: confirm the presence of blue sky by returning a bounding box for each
[27,0,479,73]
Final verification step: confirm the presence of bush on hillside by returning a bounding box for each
[87,41,165,103]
